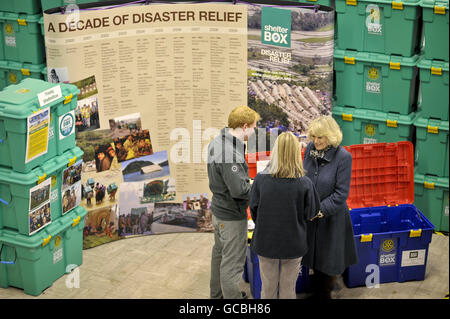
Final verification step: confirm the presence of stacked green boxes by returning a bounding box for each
[333,0,423,146]
[0,60,46,89]
[414,174,449,232]
[333,105,416,145]
[0,78,85,296]
[334,49,419,115]
[0,146,84,235]
[0,206,88,296]
[335,0,422,56]
[414,116,449,176]
[41,0,110,12]
[0,12,45,64]
[0,1,42,14]
[0,78,79,173]
[417,58,449,120]
[421,0,449,62]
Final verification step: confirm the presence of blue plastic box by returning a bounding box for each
[343,142,435,287]
[245,245,311,298]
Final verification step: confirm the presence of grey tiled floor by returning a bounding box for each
[0,232,448,299]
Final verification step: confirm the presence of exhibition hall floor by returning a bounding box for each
[1,232,448,299]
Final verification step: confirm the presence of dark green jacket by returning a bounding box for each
[207,128,251,221]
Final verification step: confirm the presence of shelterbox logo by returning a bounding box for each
[261,7,291,48]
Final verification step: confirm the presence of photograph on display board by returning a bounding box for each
[182,193,214,233]
[76,129,123,210]
[109,112,142,139]
[29,178,52,235]
[153,203,198,234]
[140,177,176,204]
[119,182,155,237]
[72,75,100,133]
[61,160,83,215]
[83,204,119,249]
[47,67,70,84]
[121,150,169,182]
[94,142,117,173]
[113,129,154,163]
[246,5,334,151]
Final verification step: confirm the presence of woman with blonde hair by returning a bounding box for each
[302,116,358,299]
[249,132,320,299]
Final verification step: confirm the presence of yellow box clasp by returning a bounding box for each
[21,68,30,76]
[342,113,353,122]
[434,6,446,15]
[424,182,435,189]
[72,216,81,227]
[346,0,357,5]
[17,19,27,26]
[431,67,442,76]
[427,125,439,134]
[392,2,403,10]
[68,156,77,167]
[42,235,52,247]
[390,62,401,70]
[361,234,373,242]
[64,93,73,105]
[344,56,355,64]
[37,174,47,184]
[410,229,422,238]
[386,119,398,128]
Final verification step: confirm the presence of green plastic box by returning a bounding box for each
[0,12,45,64]
[335,0,422,56]
[290,0,335,7]
[417,57,449,121]
[0,60,45,91]
[0,12,4,61]
[414,172,449,232]
[421,0,449,61]
[0,0,42,14]
[0,78,79,173]
[334,49,419,115]
[41,0,110,12]
[332,105,416,145]
[0,147,84,236]
[414,114,449,176]
[0,206,87,296]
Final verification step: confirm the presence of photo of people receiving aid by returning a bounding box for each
[207,106,357,300]
[113,129,153,162]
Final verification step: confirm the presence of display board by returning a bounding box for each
[43,0,334,248]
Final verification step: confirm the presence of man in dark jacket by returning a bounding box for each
[207,106,260,299]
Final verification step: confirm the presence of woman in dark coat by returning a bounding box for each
[302,116,358,299]
[250,132,320,299]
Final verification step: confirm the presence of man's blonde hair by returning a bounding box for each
[307,116,343,148]
[228,106,261,129]
[266,132,305,178]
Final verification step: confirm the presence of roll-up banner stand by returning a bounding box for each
[43,0,334,248]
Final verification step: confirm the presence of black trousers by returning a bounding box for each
[311,269,335,298]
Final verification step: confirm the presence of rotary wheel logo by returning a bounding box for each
[368,67,379,80]
[5,23,13,34]
[365,124,376,136]
[382,239,394,252]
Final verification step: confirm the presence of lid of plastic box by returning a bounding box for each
[1,12,42,23]
[414,172,449,188]
[0,78,79,119]
[421,0,449,9]
[0,60,45,72]
[334,49,420,66]
[332,105,416,124]
[343,141,415,209]
[0,206,87,248]
[417,57,449,71]
[0,147,84,185]
[414,112,449,132]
